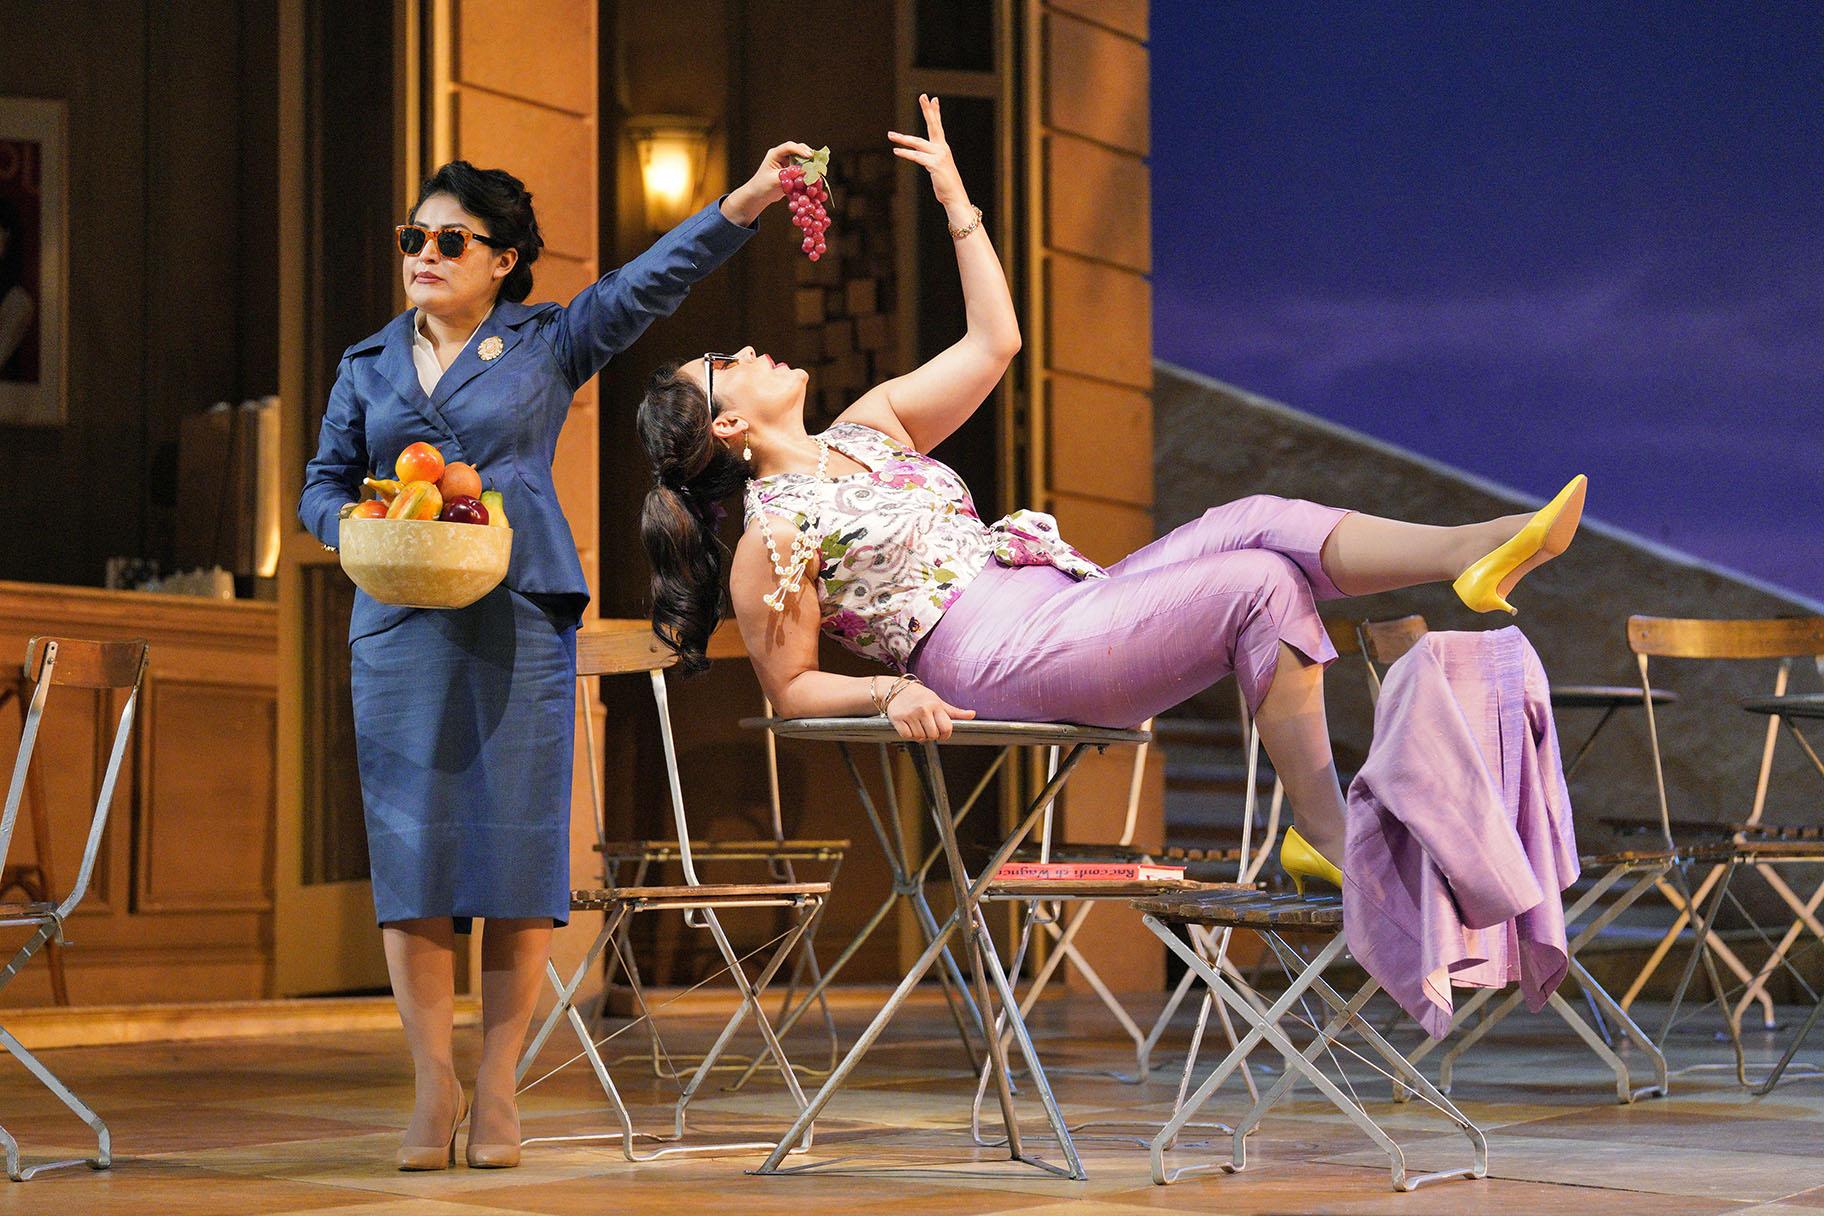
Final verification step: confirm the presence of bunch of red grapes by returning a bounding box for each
[779,146,832,262]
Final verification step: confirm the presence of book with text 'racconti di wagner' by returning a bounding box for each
[992,861,1188,882]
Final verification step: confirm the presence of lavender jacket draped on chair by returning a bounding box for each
[1343,627,1580,1038]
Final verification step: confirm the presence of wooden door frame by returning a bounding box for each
[271,0,401,997]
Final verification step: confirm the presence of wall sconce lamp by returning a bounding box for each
[628,115,712,232]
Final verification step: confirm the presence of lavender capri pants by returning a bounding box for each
[909,495,1351,728]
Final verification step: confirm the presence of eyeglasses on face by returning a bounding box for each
[703,352,742,416]
[395,223,510,259]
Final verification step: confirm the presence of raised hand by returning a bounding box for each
[889,95,966,208]
[722,141,819,226]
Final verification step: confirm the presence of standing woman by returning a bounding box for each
[299,145,808,1170]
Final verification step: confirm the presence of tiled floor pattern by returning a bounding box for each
[0,990,1820,1215]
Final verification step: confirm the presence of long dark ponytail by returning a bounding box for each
[637,363,750,673]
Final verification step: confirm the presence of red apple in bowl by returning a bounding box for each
[439,494,489,525]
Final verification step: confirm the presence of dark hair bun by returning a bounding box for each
[410,160,544,303]
[636,364,753,673]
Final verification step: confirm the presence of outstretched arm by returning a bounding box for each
[551,141,814,388]
[731,519,974,741]
[839,95,1019,453]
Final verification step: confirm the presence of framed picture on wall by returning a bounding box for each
[0,98,67,427]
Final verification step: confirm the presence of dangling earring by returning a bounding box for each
[742,433,753,463]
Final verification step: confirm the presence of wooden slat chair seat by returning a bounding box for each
[1129,885,1487,1192]
[986,878,1222,900]
[1007,842,1160,863]
[1001,843,1247,867]
[1600,813,1736,840]
[598,839,848,864]
[1163,845,1247,865]
[1136,886,1342,930]
[1731,839,1824,861]
[571,881,830,910]
[0,636,148,1181]
[514,621,826,1163]
[1352,615,1677,1104]
[1580,841,1735,869]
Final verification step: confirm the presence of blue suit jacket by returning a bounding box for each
[299,200,754,643]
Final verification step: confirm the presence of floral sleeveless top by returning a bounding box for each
[742,422,1106,670]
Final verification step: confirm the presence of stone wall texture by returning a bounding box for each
[1154,360,1824,843]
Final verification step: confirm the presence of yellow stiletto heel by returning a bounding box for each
[1281,826,1343,894]
[1452,474,1587,615]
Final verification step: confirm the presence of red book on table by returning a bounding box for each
[993,860,1187,882]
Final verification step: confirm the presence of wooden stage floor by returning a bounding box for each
[0,989,1820,1215]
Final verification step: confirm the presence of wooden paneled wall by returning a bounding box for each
[433,0,606,991]
[1021,0,1162,992]
[0,1,279,589]
[0,583,278,1005]
[439,0,602,606]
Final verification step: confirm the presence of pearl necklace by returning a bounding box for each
[760,437,830,613]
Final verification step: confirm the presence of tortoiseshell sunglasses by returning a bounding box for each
[395,223,510,259]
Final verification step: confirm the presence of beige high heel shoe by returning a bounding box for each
[465,1120,522,1168]
[465,1093,523,1168]
[396,1085,468,1171]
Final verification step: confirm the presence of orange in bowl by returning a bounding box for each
[396,441,445,485]
[439,461,482,500]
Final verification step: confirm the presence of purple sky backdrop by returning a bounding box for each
[1150,3,1823,602]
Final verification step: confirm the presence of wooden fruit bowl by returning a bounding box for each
[338,517,512,610]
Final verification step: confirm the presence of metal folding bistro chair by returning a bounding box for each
[983,722,1168,1075]
[515,621,828,1160]
[968,720,1245,1143]
[0,636,148,1181]
[0,659,67,1006]
[749,717,1150,1180]
[969,683,1305,1144]
[588,627,847,1081]
[1354,615,1688,1104]
[1117,620,1369,1114]
[1136,887,1488,1193]
[1131,668,1312,1084]
[1718,692,1824,1091]
[1632,615,1824,1089]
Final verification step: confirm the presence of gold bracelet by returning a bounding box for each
[868,676,886,716]
[947,204,984,241]
[880,673,917,714]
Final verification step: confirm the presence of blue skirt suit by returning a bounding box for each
[298,201,755,930]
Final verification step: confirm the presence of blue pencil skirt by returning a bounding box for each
[349,585,576,931]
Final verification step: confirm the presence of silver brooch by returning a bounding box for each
[478,335,504,362]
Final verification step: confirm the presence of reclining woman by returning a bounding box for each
[637,95,1586,892]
